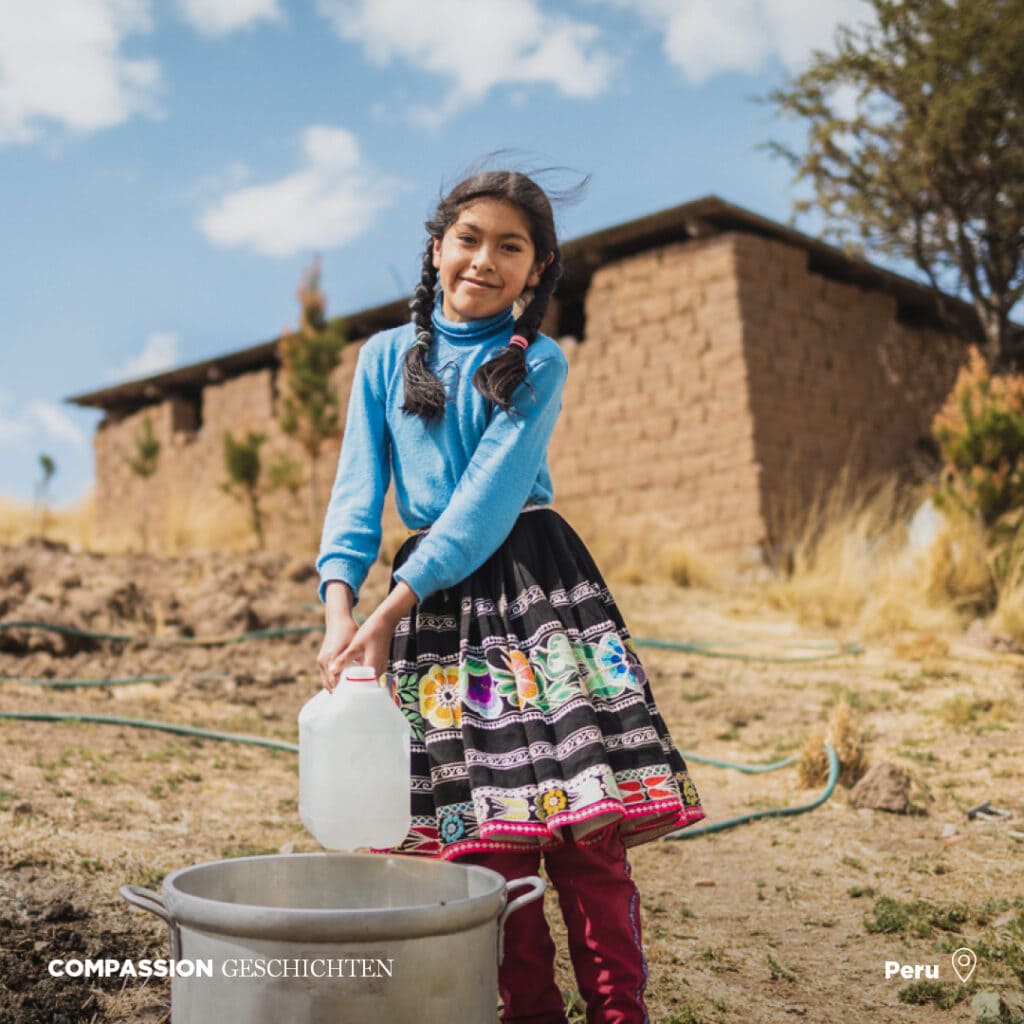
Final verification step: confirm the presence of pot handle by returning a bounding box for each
[496,875,546,965]
[120,885,182,960]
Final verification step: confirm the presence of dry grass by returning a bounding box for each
[155,491,254,556]
[1,489,274,558]
[920,510,994,613]
[3,472,1016,653]
[4,543,1024,1024]
[0,495,95,549]
[797,697,868,789]
[757,473,998,639]
[561,503,726,590]
[990,539,1024,645]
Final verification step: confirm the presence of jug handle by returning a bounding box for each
[120,885,182,960]
[496,875,546,965]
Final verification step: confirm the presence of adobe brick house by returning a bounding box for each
[68,196,971,566]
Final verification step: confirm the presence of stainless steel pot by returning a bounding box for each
[121,852,544,1024]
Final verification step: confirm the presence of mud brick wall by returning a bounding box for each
[550,234,766,563]
[91,227,969,570]
[92,336,413,559]
[732,233,965,553]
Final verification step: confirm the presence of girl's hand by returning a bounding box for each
[318,581,359,692]
[332,612,395,685]
[331,581,420,687]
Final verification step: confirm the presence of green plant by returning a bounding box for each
[222,430,268,548]
[265,451,305,501]
[864,895,970,938]
[897,980,968,1009]
[933,348,1024,530]
[126,414,161,551]
[663,1009,705,1024]
[34,453,56,538]
[277,255,347,526]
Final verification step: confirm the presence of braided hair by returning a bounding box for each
[401,171,563,420]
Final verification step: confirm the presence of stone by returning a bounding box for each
[971,991,1007,1023]
[848,763,912,814]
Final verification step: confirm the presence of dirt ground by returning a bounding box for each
[1,539,1022,1024]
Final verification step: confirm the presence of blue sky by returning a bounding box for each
[1,0,871,505]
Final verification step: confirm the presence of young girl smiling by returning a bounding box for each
[316,168,705,1024]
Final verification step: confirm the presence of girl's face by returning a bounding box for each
[432,199,547,324]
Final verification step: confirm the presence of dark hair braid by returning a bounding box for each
[401,239,448,420]
[472,249,562,411]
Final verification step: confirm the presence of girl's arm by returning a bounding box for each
[316,339,392,605]
[393,349,568,602]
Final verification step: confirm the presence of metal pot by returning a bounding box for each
[121,852,544,1024]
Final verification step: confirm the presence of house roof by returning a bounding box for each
[67,194,980,413]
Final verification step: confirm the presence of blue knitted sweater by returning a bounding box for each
[316,302,568,603]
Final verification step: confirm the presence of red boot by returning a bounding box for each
[544,828,649,1024]
[461,845,569,1024]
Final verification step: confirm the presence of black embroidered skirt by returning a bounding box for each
[385,507,705,859]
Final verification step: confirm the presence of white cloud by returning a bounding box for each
[176,0,283,36]
[316,0,614,124]
[0,400,31,446]
[0,391,88,450]
[106,331,180,382]
[0,0,161,145]
[27,401,88,449]
[198,126,397,257]
[596,0,872,84]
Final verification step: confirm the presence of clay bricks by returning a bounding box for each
[87,227,969,576]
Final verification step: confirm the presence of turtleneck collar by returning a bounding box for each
[431,294,514,345]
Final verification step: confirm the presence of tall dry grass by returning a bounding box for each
[0,495,96,549]
[990,536,1024,643]
[0,491,264,557]
[556,502,725,590]
[3,476,1018,648]
[759,468,1018,640]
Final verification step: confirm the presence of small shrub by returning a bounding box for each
[798,701,867,788]
[932,347,1024,530]
[897,980,966,1009]
[864,895,970,938]
[222,430,268,548]
[661,542,720,589]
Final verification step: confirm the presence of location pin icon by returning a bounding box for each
[951,947,976,984]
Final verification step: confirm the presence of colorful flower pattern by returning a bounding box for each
[383,508,705,858]
[509,650,539,706]
[460,658,504,720]
[419,665,462,728]
[537,788,568,819]
[439,810,466,843]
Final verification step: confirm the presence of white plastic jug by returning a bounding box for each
[298,664,412,850]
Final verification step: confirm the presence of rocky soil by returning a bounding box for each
[1,539,1023,1023]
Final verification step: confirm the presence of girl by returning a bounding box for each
[316,169,705,1024]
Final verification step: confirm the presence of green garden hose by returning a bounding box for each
[0,710,297,753]
[1,619,862,663]
[1,674,229,689]
[632,637,863,662]
[0,707,839,837]
[664,742,840,840]
[0,619,320,646]
[1,616,847,836]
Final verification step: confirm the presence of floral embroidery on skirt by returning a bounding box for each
[384,509,705,860]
